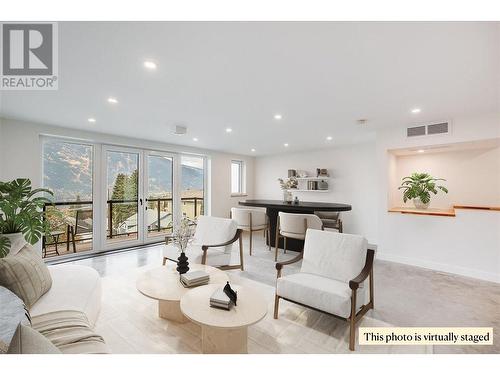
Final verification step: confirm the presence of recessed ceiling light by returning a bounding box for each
[326,136,333,141]
[87,118,96,123]
[284,143,289,147]
[225,128,232,133]
[107,97,118,104]
[193,137,198,142]
[417,149,425,153]
[274,114,283,120]
[251,148,256,152]
[411,108,421,114]
[143,60,157,70]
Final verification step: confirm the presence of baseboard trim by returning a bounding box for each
[377,252,500,284]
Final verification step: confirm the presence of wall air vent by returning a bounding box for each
[427,122,449,135]
[407,125,426,137]
[406,121,451,138]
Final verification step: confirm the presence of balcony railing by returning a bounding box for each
[42,197,204,257]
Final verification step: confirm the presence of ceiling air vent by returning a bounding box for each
[407,125,426,137]
[427,122,449,135]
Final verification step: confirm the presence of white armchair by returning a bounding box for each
[274,229,375,351]
[162,215,244,270]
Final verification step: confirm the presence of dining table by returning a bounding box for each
[238,199,352,252]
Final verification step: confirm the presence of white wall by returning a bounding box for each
[391,145,500,208]
[0,118,255,220]
[254,142,378,244]
[376,112,500,282]
[254,112,500,282]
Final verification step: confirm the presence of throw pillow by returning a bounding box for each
[7,323,60,354]
[0,246,52,309]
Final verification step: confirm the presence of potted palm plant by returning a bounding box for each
[0,178,54,258]
[398,172,448,209]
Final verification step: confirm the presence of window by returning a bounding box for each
[231,160,244,195]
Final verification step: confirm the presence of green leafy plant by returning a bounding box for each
[0,178,54,257]
[398,172,448,205]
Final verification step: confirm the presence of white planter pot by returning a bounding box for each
[413,198,430,209]
[283,190,293,203]
[2,232,27,256]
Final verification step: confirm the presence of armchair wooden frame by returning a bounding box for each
[273,248,375,351]
[162,229,245,271]
[230,210,271,255]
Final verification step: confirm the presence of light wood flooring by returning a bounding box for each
[66,234,500,354]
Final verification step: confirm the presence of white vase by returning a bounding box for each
[413,198,430,209]
[283,190,293,203]
[2,232,27,256]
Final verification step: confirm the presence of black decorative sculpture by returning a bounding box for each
[223,281,237,306]
[176,252,190,275]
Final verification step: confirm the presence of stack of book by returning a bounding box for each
[180,271,210,288]
[209,288,233,310]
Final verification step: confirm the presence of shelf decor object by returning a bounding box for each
[278,177,298,203]
[398,172,448,209]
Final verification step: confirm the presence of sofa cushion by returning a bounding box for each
[301,229,367,283]
[276,272,365,318]
[7,323,60,354]
[30,265,101,327]
[0,246,52,309]
[31,310,108,354]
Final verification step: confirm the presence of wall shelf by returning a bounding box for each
[388,207,456,217]
[388,204,500,217]
[295,177,330,181]
[287,189,330,193]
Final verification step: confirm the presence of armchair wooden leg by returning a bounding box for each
[275,222,280,261]
[284,237,287,254]
[274,295,280,319]
[162,257,166,265]
[249,230,253,256]
[268,228,271,251]
[370,270,374,309]
[349,291,357,351]
[239,234,244,271]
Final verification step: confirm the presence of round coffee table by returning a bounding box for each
[180,284,267,353]
[136,264,229,323]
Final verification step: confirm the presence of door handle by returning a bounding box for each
[140,198,143,205]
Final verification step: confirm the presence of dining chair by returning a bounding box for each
[314,211,343,232]
[162,215,244,270]
[275,212,323,261]
[230,207,271,255]
[274,229,374,351]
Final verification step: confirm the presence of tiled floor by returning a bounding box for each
[68,234,500,354]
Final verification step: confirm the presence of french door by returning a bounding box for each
[101,146,176,250]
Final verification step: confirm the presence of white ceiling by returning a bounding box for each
[1,22,499,155]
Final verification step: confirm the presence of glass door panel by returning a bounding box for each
[42,139,94,258]
[105,148,141,247]
[180,155,205,223]
[145,153,174,240]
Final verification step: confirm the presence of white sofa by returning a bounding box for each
[30,264,102,327]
